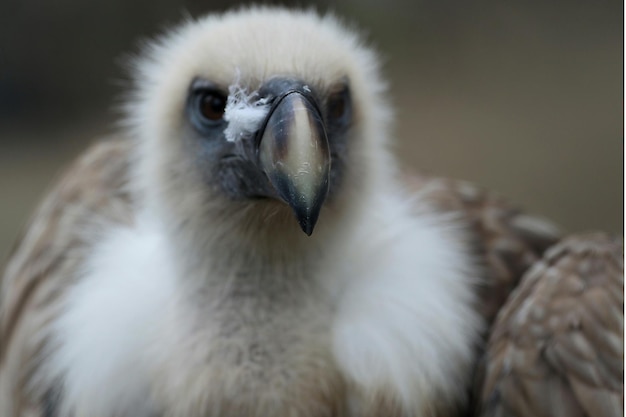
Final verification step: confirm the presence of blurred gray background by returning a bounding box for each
[0,0,622,260]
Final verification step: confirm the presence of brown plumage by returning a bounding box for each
[473,233,623,417]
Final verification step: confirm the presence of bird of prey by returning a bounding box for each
[0,7,622,417]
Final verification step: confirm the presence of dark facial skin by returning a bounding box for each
[183,76,353,235]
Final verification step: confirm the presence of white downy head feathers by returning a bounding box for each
[223,82,271,142]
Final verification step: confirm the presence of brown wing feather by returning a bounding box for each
[0,137,135,416]
[475,233,624,417]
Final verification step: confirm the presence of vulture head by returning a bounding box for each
[129,8,392,245]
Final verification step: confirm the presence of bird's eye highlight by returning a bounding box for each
[198,90,227,121]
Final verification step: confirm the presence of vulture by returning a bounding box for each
[0,7,622,417]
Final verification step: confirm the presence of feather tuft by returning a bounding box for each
[223,81,270,142]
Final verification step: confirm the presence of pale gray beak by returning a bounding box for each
[258,89,331,235]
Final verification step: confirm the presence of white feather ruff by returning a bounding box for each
[43,214,174,417]
[44,189,481,416]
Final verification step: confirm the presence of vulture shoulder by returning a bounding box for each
[475,233,623,417]
[0,137,134,415]
[405,173,623,416]
[404,172,562,326]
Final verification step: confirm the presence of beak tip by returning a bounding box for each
[300,221,315,236]
[294,206,320,236]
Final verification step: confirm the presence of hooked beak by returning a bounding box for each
[257,87,331,236]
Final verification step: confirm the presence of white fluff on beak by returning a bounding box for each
[223,83,270,142]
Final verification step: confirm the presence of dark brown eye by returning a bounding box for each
[327,88,350,122]
[199,90,227,121]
